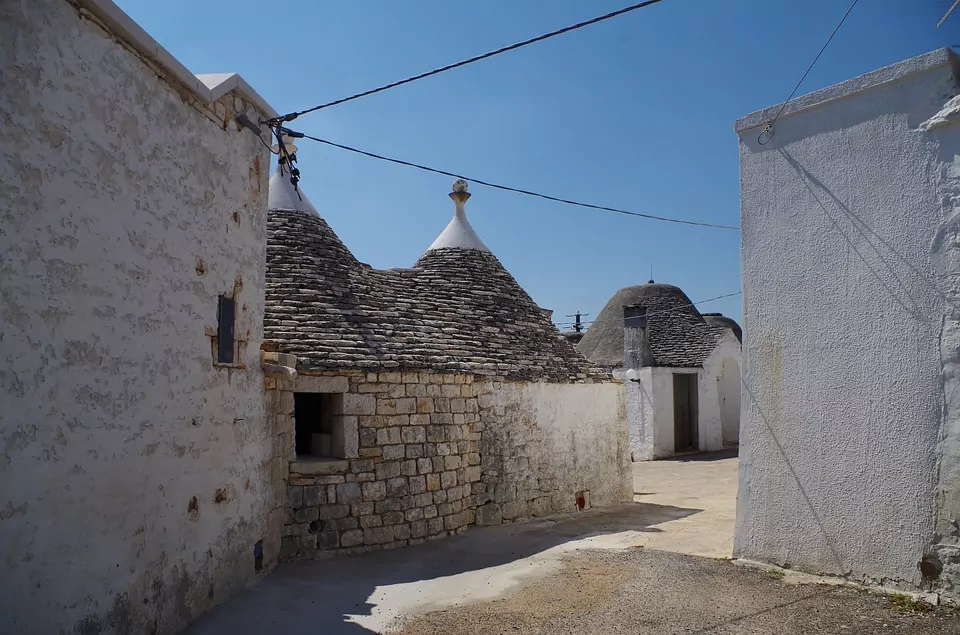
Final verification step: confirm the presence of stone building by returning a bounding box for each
[0,1,278,633]
[736,48,960,599]
[262,174,631,558]
[577,281,741,460]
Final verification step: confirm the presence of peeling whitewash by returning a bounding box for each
[477,381,631,524]
[0,1,274,633]
[735,48,960,595]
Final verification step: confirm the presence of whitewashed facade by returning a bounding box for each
[736,48,960,596]
[0,1,277,632]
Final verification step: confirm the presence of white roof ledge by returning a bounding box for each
[74,0,278,119]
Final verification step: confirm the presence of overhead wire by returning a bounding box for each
[267,0,668,124]
[757,0,860,145]
[299,133,738,230]
[553,291,743,328]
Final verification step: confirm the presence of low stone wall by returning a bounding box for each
[270,370,482,558]
[265,366,629,559]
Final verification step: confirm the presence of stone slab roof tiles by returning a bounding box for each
[264,182,599,382]
[577,282,728,369]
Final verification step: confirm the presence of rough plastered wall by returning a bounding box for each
[735,49,956,591]
[0,1,273,633]
[699,332,740,452]
[626,370,655,461]
[475,380,630,523]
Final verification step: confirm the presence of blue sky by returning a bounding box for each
[118,0,950,328]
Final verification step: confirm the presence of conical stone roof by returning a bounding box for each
[577,281,727,369]
[263,179,597,380]
[702,313,742,343]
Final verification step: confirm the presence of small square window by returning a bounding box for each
[294,393,345,459]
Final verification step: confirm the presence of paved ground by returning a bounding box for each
[185,453,960,634]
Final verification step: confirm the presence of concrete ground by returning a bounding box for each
[184,453,960,634]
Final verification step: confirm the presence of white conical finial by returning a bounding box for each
[424,180,490,252]
[267,164,319,215]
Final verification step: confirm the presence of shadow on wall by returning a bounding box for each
[182,501,701,635]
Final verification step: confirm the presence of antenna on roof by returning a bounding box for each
[565,311,590,333]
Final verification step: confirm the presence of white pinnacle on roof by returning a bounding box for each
[268,163,318,215]
[425,179,490,252]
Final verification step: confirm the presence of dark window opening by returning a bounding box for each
[217,295,235,364]
[294,393,344,459]
[253,540,263,571]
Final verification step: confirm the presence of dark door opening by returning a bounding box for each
[294,392,344,458]
[673,373,699,453]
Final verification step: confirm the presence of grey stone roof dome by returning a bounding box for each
[576,281,727,369]
[702,313,742,343]
[263,207,597,381]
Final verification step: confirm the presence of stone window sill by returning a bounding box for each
[289,457,349,476]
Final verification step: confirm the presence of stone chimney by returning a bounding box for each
[623,304,654,370]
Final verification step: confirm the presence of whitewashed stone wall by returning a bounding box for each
[265,367,630,555]
[475,381,631,523]
[736,48,959,594]
[0,1,273,633]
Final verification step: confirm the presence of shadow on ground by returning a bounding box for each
[184,501,700,635]
[667,448,740,462]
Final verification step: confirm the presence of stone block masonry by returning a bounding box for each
[275,370,482,558]
[269,367,628,560]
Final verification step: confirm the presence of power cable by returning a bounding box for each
[757,0,860,145]
[300,133,738,230]
[267,0,668,124]
[554,291,742,328]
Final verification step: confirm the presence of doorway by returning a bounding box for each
[673,373,698,452]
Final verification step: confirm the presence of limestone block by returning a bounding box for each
[337,482,362,504]
[434,398,451,413]
[295,375,349,393]
[415,398,434,413]
[322,516,358,531]
[360,515,383,528]
[441,385,460,398]
[426,474,441,491]
[341,529,364,548]
[413,492,434,507]
[278,391,295,415]
[362,481,386,501]
[342,394,377,416]
[383,511,405,525]
[303,486,325,507]
[405,444,424,459]
[411,520,428,538]
[316,531,339,550]
[445,456,462,470]
[406,383,427,397]
[351,459,374,473]
[438,503,454,517]
[380,372,402,384]
[357,472,375,482]
[360,416,389,429]
[394,398,416,414]
[426,384,442,397]
[417,458,433,475]
[386,477,409,497]
[427,518,444,535]
[376,428,402,445]
[409,475,426,495]
[378,400,398,416]
[464,466,481,483]
[400,426,424,444]
[401,460,418,476]
[386,384,406,399]
[318,504,350,520]
[358,383,389,393]
[352,501,375,517]
[394,524,412,540]
[426,426,445,443]
[387,415,410,427]
[358,448,383,459]
[376,499,401,513]
[406,416,427,430]
[364,526,395,545]
[359,429,376,447]
[375,462,402,480]
[434,490,448,504]
[450,399,466,414]
[423,505,438,519]
[287,486,303,509]
[342,416,359,459]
